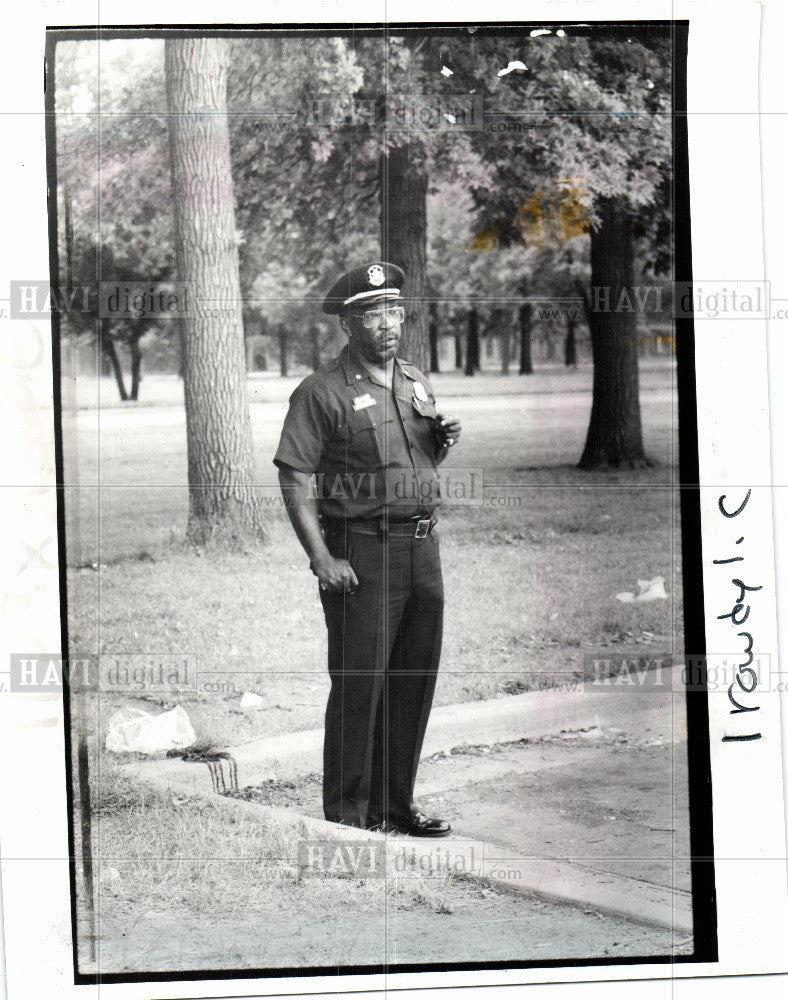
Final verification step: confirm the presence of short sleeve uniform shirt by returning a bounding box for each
[274,345,443,520]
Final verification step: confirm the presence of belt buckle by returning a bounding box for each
[414,517,432,539]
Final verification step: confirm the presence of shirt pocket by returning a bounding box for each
[406,394,439,453]
[336,404,381,467]
[346,403,381,437]
[410,396,438,421]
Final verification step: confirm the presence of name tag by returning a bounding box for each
[352,393,376,411]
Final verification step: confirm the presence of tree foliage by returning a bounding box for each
[56,26,676,452]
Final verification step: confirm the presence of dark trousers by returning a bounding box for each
[319,523,444,828]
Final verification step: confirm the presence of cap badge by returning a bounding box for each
[367,264,385,287]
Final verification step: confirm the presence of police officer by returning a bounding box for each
[274,262,462,837]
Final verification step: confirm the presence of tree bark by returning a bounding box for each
[454,324,463,370]
[428,302,440,374]
[579,196,649,469]
[564,314,577,367]
[465,307,480,376]
[379,144,429,370]
[498,311,511,375]
[129,335,143,401]
[257,316,269,371]
[519,303,533,374]
[176,317,186,378]
[310,323,321,372]
[278,325,289,377]
[100,321,128,400]
[165,37,266,545]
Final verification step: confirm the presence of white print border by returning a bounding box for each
[2,2,788,1000]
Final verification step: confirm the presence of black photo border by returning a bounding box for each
[44,17,717,988]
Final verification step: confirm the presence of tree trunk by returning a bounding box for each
[176,317,186,378]
[165,37,266,545]
[519,303,533,374]
[428,302,439,374]
[129,335,143,401]
[100,321,128,400]
[257,316,268,371]
[465,307,480,376]
[310,324,321,371]
[579,197,649,469]
[564,314,577,367]
[278,325,288,377]
[454,324,463,370]
[499,312,511,375]
[379,145,428,370]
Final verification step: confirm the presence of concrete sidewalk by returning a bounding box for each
[125,665,692,936]
[184,663,686,791]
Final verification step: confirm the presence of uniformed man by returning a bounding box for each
[274,262,462,837]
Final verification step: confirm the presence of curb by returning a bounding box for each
[124,667,691,938]
[138,665,686,793]
[127,766,692,937]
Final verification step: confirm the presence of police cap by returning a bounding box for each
[322,262,405,315]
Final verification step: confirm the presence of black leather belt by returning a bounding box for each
[324,515,437,538]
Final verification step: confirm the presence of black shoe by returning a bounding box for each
[398,810,452,838]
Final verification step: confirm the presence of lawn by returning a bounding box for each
[64,360,684,749]
[65,361,688,971]
[77,763,686,972]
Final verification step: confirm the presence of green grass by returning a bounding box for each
[88,762,473,921]
[80,761,685,971]
[71,357,676,410]
[68,364,687,967]
[66,362,683,747]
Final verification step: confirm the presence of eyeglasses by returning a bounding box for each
[356,306,405,329]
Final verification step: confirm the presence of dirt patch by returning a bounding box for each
[418,739,691,894]
[229,735,691,895]
[228,774,323,809]
[82,764,693,974]
[84,877,690,974]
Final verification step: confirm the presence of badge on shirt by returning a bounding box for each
[352,393,377,411]
[413,381,429,401]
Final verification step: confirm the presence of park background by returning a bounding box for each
[50,25,689,970]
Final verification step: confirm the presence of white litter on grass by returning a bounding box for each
[498,60,527,76]
[105,706,195,754]
[240,691,264,708]
[440,65,454,77]
[615,576,668,604]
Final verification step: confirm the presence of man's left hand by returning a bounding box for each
[436,414,462,448]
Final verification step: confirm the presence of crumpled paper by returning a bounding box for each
[615,576,668,604]
[105,705,195,754]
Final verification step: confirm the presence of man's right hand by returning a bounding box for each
[312,555,359,594]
